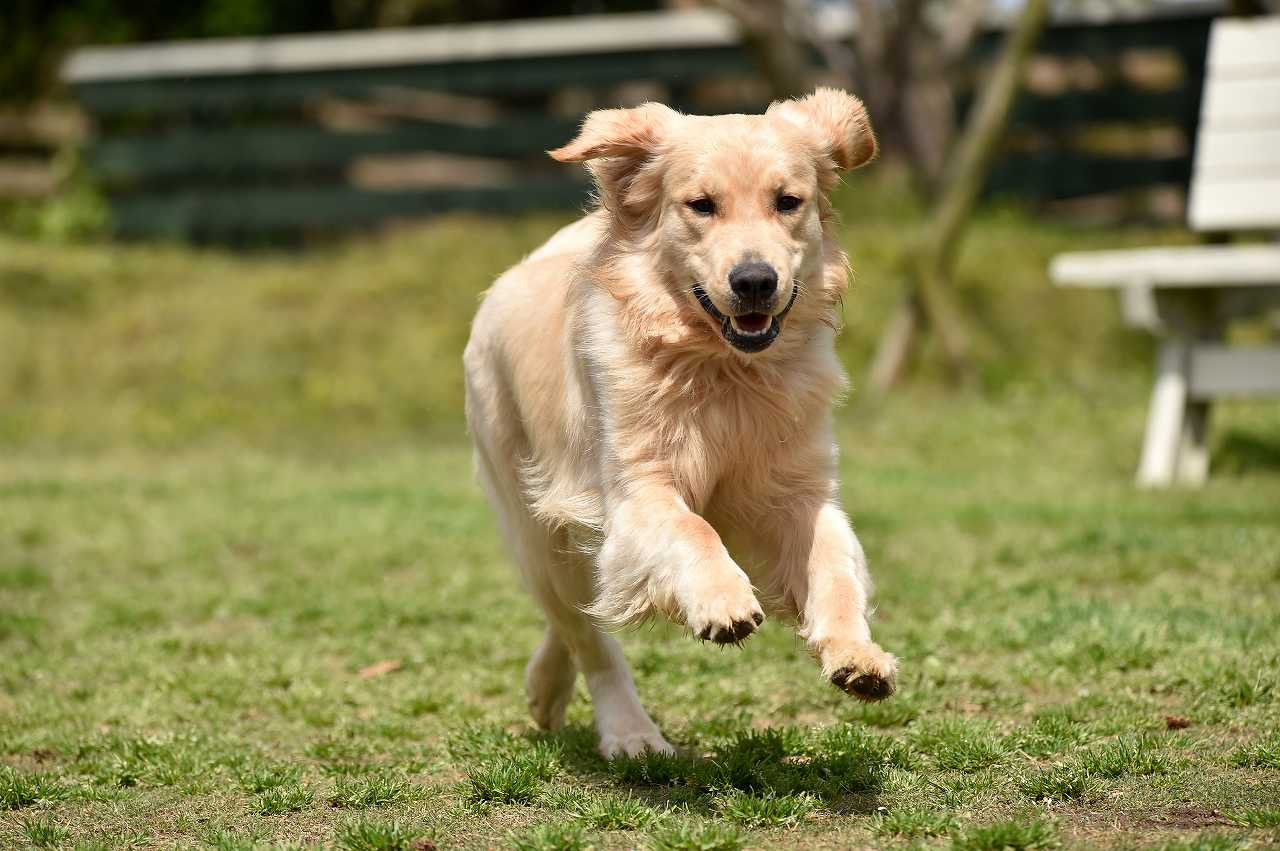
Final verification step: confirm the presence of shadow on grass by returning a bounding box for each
[1216,429,1280,476]
[529,722,888,816]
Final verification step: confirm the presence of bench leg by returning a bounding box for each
[1137,341,1190,488]
[1175,400,1211,486]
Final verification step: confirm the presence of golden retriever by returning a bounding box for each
[464,88,897,758]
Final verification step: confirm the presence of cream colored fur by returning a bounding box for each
[464,88,897,758]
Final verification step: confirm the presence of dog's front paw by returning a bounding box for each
[826,643,898,702]
[696,609,764,645]
[685,590,765,646]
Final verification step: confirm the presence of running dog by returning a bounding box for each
[464,88,897,758]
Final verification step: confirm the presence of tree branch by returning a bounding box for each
[711,0,812,99]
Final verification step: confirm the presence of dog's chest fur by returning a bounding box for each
[601,337,844,515]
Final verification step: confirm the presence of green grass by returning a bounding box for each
[1227,808,1280,828]
[330,774,418,809]
[548,791,663,831]
[2,182,1279,847]
[1079,735,1170,778]
[649,820,744,851]
[253,782,314,815]
[714,790,818,827]
[912,717,1007,772]
[873,806,958,838]
[464,743,560,804]
[508,821,592,851]
[335,818,431,851]
[1018,761,1097,801]
[237,762,303,794]
[18,816,70,848]
[1230,734,1280,769]
[1153,835,1248,851]
[951,815,1059,851]
[0,766,70,809]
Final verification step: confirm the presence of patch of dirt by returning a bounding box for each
[1056,799,1242,848]
[0,748,60,771]
[358,659,403,678]
[1147,803,1231,830]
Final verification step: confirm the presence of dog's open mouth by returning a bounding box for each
[692,285,798,353]
[730,313,771,336]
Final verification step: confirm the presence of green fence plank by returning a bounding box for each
[987,153,1189,199]
[1005,86,1200,129]
[971,15,1211,59]
[108,180,590,240]
[88,117,580,186]
[73,47,754,118]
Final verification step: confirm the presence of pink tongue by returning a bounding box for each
[736,313,769,333]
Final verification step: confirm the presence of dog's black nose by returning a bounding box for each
[728,262,778,305]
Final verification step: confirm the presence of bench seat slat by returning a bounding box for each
[1050,244,1280,288]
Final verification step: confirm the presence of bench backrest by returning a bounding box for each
[1187,17,1280,232]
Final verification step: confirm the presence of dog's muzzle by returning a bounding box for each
[692,284,799,353]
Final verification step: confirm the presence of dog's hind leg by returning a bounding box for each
[504,511,673,756]
[539,562,674,759]
[467,358,581,731]
[471,440,580,731]
[470,433,669,757]
[526,626,576,730]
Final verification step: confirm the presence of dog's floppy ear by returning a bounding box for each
[548,102,678,164]
[549,103,679,228]
[768,87,877,172]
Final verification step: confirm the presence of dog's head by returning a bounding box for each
[550,88,875,355]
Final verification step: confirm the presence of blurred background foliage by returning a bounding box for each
[0,171,1191,452]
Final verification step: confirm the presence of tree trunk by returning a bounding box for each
[867,0,1048,394]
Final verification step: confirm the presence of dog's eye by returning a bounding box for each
[686,198,716,216]
[776,195,803,213]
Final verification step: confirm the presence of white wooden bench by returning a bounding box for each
[1050,16,1280,487]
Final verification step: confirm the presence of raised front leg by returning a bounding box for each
[773,500,897,701]
[590,487,765,644]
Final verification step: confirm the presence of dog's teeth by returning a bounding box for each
[730,318,770,336]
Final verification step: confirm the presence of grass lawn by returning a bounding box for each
[2,181,1278,849]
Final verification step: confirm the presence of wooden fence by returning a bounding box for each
[61,4,1222,242]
